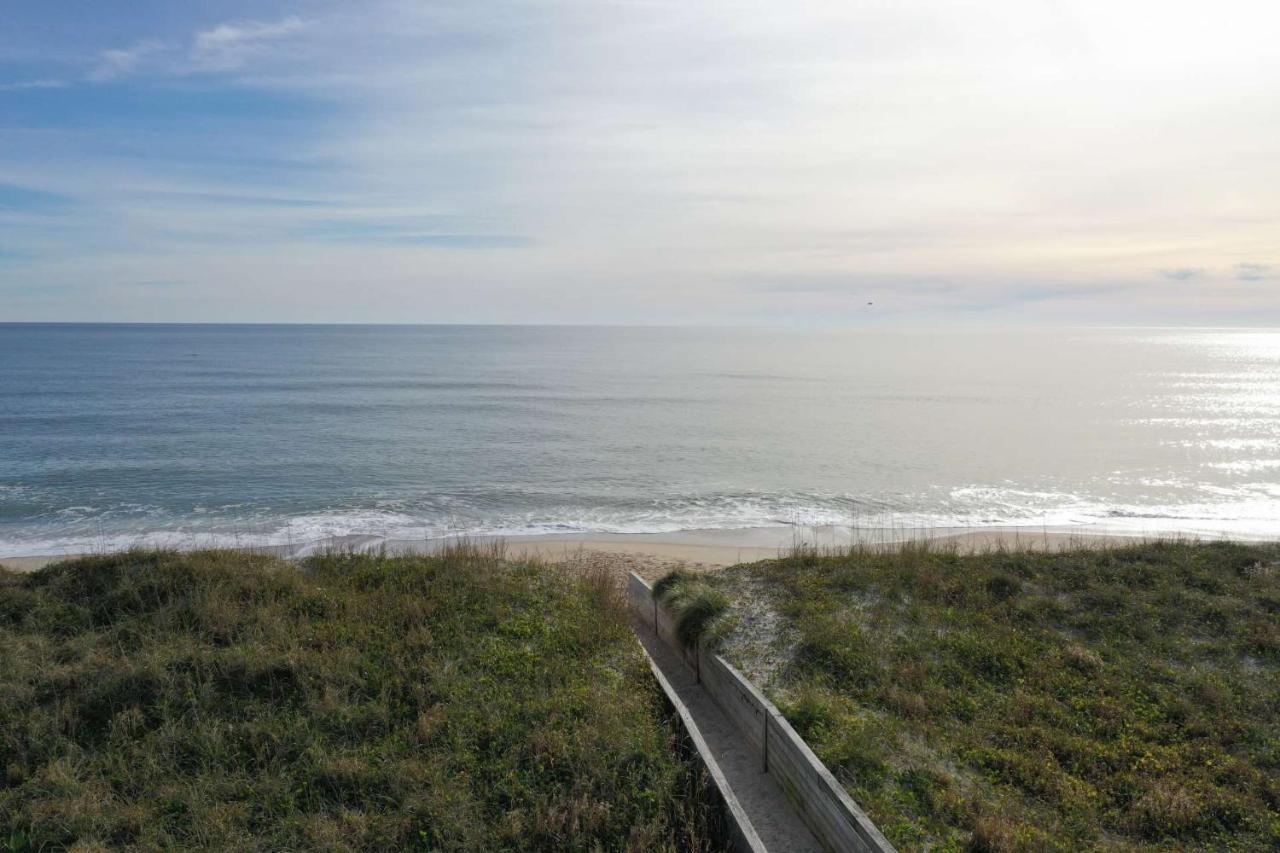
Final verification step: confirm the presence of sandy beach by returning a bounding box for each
[0,523,1184,575]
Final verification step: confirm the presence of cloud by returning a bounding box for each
[75,16,310,84]
[1157,268,1206,281]
[0,183,76,212]
[5,0,1280,323]
[191,17,309,72]
[0,78,69,92]
[1236,262,1275,281]
[88,40,164,82]
[298,218,529,248]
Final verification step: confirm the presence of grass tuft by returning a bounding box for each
[653,571,731,647]
[652,568,696,603]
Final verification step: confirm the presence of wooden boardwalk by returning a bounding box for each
[633,619,825,852]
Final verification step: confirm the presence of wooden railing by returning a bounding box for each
[629,572,897,853]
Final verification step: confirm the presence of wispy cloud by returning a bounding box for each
[88,40,166,82]
[0,184,76,212]
[1157,268,1206,282]
[38,16,313,87]
[1236,262,1275,281]
[191,16,309,72]
[0,78,69,92]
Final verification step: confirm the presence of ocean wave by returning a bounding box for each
[5,486,1280,557]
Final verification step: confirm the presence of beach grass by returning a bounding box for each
[0,546,728,851]
[653,570,732,648]
[712,539,1280,850]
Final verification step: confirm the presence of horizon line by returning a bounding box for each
[3,321,1278,331]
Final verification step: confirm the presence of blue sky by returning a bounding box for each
[1,1,1278,324]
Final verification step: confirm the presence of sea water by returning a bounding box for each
[2,324,1278,555]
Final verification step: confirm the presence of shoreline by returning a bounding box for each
[0,522,1230,573]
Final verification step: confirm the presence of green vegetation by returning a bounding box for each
[0,547,728,851]
[653,571,732,648]
[714,540,1280,851]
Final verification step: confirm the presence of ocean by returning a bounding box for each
[2,323,1278,556]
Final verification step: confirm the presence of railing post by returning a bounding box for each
[763,712,769,773]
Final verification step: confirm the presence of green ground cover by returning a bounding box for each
[712,540,1280,851]
[0,547,726,851]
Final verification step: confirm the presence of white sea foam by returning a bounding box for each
[5,485,1280,557]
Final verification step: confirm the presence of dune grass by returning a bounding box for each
[0,546,728,852]
[652,571,732,648]
[713,539,1280,851]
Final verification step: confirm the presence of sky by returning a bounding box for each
[1,0,1278,325]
